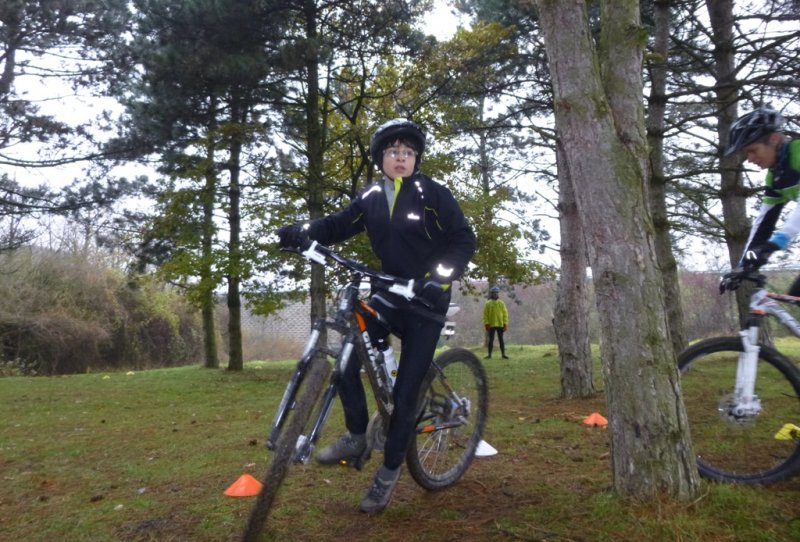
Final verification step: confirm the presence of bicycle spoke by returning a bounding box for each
[406,348,488,490]
[679,337,800,484]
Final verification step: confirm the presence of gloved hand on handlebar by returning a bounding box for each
[719,269,744,294]
[277,223,310,250]
[413,278,450,308]
[741,241,779,270]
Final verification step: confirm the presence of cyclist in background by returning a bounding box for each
[721,106,800,292]
[277,119,476,513]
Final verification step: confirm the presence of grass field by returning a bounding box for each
[1,343,799,541]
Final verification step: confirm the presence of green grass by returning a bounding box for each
[1,343,799,541]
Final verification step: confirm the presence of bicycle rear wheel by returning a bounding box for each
[678,336,800,484]
[406,348,488,490]
[241,353,330,542]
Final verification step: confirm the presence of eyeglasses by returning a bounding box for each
[383,148,417,159]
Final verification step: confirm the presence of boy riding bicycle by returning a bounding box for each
[277,119,476,513]
[720,106,800,292]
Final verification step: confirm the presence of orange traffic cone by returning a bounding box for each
[224,473,263,497]
[583,412,608,427]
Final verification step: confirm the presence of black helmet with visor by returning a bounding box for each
[725,107,783,156]
[370,118,426,174]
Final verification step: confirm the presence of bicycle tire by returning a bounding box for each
[241,353,331,542]
[678,336,800,484]
[406,347,488,490]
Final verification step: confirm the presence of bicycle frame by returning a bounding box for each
[268,290,393,462]
[244,242,487,540]
[733,283,800,419]
[294,304,395,464]
[267,241,435,466]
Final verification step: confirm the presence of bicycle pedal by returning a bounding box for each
[339,449,372,470]
[355,448,372,470]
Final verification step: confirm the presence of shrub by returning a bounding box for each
[0,249,201,375]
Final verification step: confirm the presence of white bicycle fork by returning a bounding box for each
[734,326,763,418]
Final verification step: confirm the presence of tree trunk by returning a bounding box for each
[535,0,698,500]
[553,139,593,399]
[201,121,219,369]
[477,98,497,286]
[226,103,245,371]
[200,168,219,369]
[707,0,750,327]
[647,0,686,355]
[304,0,328,325]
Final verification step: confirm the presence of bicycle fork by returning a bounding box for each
[292,338,354,465]
[266,325,323,450]
[733,323,763,419]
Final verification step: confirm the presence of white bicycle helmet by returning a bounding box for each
[725,107,783,156]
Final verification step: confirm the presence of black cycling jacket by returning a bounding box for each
[307,173,476,284]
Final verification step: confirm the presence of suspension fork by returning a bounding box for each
[294,333,357,464]
[267,322,324,450]
[735,313,763,417]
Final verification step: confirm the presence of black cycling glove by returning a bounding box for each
[277,223,310,249]
[719,270,743,294]
[414,279,449,307]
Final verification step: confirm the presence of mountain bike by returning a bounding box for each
[677,268,800,484]
[242,241,488,541]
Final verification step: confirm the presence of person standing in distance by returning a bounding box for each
[719,106,800,292]
[277,119,476,513]
[483,286,509,359]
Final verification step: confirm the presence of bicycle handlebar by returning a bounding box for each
[293,240,418,301]
[728,268,765,282]
[719,267,767,293]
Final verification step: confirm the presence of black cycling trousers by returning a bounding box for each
[487,327,505,355]
[337,295,443,470]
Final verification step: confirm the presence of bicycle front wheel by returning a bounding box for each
[678,336,800,484]
[241,353,330,542]
[406,348,488,490]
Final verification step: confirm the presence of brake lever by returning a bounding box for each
[388,278,415,300]
[300,240,325,265]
